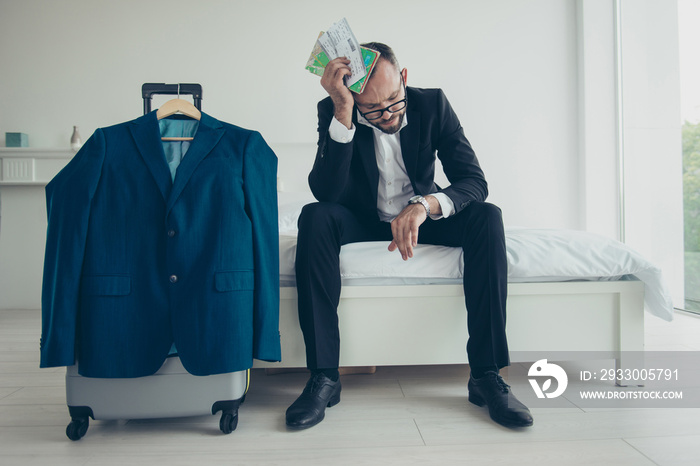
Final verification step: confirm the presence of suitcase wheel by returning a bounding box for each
[66,417,89,441]
[212,398,243,435]
[66,406,93,441]
[219,409,239,434]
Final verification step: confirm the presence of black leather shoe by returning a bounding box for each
[468,371,533,428]
[285,372,341,430]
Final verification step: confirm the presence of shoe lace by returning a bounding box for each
[490,372,510,394]
[305,373,328,393]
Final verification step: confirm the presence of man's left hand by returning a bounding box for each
[388,204,428,261]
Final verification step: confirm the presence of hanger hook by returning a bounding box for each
[177,83,181,99]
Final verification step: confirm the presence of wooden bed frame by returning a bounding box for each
[254,280,645,369]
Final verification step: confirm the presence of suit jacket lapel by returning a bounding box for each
[129,111,172,203]
[400,107,420,189]
[167,112,224,213]
[354,113,380,206]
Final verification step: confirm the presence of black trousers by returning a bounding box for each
[295,201,510,371]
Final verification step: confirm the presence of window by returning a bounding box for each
[679,0,700,313]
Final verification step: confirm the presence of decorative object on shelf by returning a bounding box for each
[5,132,28,147]
[70,126,82,152]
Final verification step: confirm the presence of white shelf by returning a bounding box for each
[0,148,74,185]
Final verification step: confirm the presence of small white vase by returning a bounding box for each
[70,126,82,152]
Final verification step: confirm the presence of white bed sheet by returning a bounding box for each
[278,193,674,321]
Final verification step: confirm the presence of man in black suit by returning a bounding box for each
[286,42,533,429]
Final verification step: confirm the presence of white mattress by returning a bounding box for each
[278,192,674,321]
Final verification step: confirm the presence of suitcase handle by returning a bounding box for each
[142,83,203,114]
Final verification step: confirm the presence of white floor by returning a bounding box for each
[1,309,699,466]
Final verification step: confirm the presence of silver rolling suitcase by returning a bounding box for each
[63,83,249,441]
[65,356,249,440]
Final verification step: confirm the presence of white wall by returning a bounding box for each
[0,0,684,307]
[0,0,580,229]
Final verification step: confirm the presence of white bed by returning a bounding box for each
[256,192,674,369]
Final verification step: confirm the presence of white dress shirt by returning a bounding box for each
[328,112,455,222]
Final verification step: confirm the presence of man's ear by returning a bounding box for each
[401,68,408,85]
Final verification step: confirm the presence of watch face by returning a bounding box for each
[409,195,422,203]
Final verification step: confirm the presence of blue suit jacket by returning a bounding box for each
[40,111,281,377]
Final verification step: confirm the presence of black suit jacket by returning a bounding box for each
[309,87,488,221]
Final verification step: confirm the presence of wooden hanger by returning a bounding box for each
[157,97,201,141]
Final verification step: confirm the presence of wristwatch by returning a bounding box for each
[408,195,430,216]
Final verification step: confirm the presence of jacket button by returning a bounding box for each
[167,229,176,237]
[169,275,178,283]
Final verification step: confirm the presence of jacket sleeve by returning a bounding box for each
[434,89,489,213]
[40,129,106,368]
[308,98,355,202]
[242,131,281,362]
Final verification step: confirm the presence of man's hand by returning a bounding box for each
[388,195,442,260]
[388,204,428,261]
[320,57,354,129]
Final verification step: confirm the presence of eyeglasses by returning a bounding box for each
[358,77,407,121]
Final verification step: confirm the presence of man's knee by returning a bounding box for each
[297,202,344,235]
[456,201,503,226]
[455,202,505,243]
[471,202,503,224]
